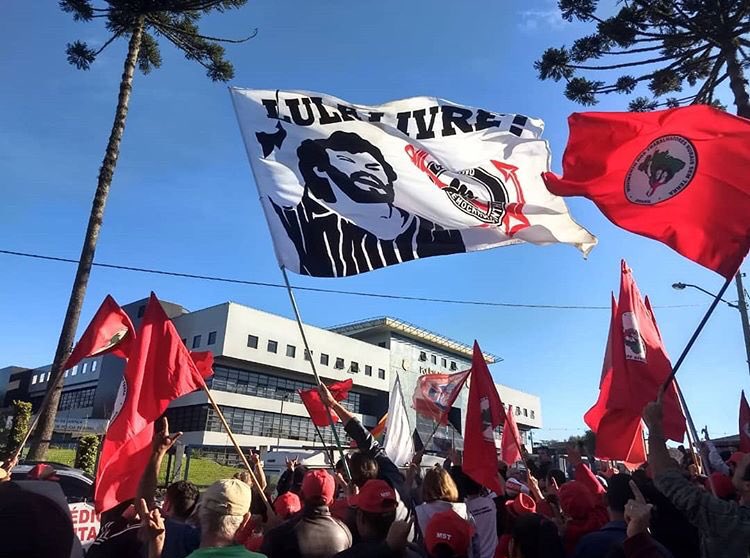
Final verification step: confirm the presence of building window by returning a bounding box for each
[286,344,296,358]
[431,355,437,365]
[335,358,345,370]
[31,375,37,385]
[192,335,201,349]
[523,408,528,417]
[58,387,96,411]
[450,361,457,371]
[419,351,427,362]
[516,407,521,416]
[71,365,78,376]
[441,358,447,367]
[181,338,187,345]
[208,331,217,346]
[267,340,278,353]
[350,362,359,373]
[65,370,70,378]
[91,361,97,372]
[530,410,535,419]
[81,363,88,374]
[208,366,363,413]
[378,368,386,379]
[378,342,387,348]
[304,349,312,361]
[365,365,372,377]
[320,353,329,366]
[137,305,146,318]
[46,372,51,381]
[247,335,258,349]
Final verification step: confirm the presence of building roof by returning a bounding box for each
[329,316,502,363]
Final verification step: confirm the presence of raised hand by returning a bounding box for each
[317,383,336,407]
[624,480,653,537]
[285,455,299,471]
[152,417,182,457]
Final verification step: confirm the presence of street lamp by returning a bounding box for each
[672,276,750,376]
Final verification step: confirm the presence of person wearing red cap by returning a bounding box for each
[261,469,352,558]
[332,479,401,558]
[424,509,474,558]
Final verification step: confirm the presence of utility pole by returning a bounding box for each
[735,272,750,377]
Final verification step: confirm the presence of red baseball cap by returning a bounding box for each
[350,479,397,513]
[708,472,736,500]
[27,464,59,481]
[425,509,474,558]
[301,469,335,506]
[273,492,301,518]
[505,493,536,517]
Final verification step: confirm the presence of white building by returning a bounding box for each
[11,298,542,460]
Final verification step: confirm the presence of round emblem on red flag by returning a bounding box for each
[625,135,697,204]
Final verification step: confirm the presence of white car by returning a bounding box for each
[11,462,94,504]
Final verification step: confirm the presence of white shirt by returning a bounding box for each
[465,495,498,558]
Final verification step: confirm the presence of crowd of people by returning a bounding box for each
[2,387,750,558]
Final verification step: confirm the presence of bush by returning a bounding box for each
[4,400,32,461]
[74,435,100,475]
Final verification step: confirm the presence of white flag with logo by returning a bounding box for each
[384,375,415,467]
[231,88,597,277]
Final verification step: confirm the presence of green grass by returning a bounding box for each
[31,447,242,488]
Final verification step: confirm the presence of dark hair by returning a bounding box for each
[605,474,634,513]
[431,543,462,558]
[452,466,482,497]
[357,509,396,539]
[546,469,566,488]
[297,131,397,203]
[0,483,75,558]
[350,453,379,488]
[166,481,199,520]
[511,513,565,558]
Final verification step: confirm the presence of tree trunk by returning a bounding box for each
[723,44,750,118]
[26,17,146,461]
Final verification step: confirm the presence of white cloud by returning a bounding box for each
[518,8,567,32]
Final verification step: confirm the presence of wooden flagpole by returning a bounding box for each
[201,382,272,509]
[281,267,352,480]
[672,380,704,474]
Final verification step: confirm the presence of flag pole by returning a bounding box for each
[280,266,352,480]
[672,380,704,474]
[423,420,443,450]
[661,275,734,388]
[201,382,273,510]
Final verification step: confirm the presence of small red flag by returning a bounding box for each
[412,370,470,425]
[501,405,523,466]
[740,391,750,453]
[299,379,353,427]
[94,293,213,513]
[63,295,135,371]
[463,341,505,494]
[544,106,750,278]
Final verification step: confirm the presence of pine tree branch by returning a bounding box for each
[570,48,702,71]
[93,32,122,56]
[147,16,256,43]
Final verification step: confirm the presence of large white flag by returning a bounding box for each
[384,375,415,467]
[231,89,597,277]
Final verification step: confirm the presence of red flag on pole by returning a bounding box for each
[463,341,505,494]
[740,391,750,453]
[501,405,523,466]
[63,295,135,371]
[94,293,213,513]
[299,379,353,427]
[412,370,470,425]
[543,106,750,278]
[584,261,685,462]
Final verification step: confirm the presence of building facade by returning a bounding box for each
[2,299,542,459]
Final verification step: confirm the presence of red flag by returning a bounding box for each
[299,379,353,427]
[740,391,750,453]
[501,405,523,466]
[463,341,505,494]
[94,293,213,513]
[584,262,685,463]
[412,370,470,425]
[544,106,750,278]
[63,295,135,371]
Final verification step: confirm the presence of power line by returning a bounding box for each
[1,248,703,311]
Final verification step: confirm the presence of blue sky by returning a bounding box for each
[1,1,746,442]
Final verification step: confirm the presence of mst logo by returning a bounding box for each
[625,135,697,204]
